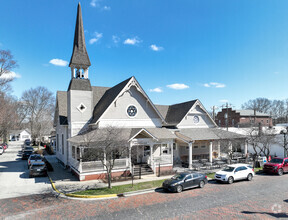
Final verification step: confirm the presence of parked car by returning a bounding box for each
[22,150,33,160]
[24,139,31,146]
[162,172,208,193]
[1,143,8,150]
[214,164,255,184]
[27,154,43,168]
[22,146,34,152]
[29,162,47,178]
[0,146,4,155]
[263,157,288,176]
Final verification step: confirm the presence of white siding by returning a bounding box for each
[99,86,162,128]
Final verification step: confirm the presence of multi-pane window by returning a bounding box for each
[56,134,59,151]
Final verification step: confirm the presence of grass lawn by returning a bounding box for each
[72,179,167,196]
[206,173,215,179]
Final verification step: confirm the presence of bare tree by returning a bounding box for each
[246,126,277,167]
[81,127,128,188]
[20,87,55,145]
[241,98,271,113]
[0,49,18,92]
[0,93,19,142]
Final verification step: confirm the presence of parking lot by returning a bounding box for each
[0,141,51,199]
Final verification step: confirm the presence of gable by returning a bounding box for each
[177,100,217,128]
[99,85,163,128]
[90,77,164,128]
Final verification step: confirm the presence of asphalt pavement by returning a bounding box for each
[0,141,51,199]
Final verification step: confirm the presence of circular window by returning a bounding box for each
[127,105,137,117]
[193,115,199,124]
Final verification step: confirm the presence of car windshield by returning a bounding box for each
[222,166,235,172]
[31,155,42,160]
[171,173,186,180]
[270,158,283,164]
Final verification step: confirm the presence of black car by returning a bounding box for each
[29,162,47,178]
[22,150,33,160]
[162,172,208,193]
[22,146,34,152]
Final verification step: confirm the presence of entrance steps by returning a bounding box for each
[133,164,154,176]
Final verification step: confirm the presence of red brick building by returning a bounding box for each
[215,108,273,128]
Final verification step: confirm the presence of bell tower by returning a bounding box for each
[67,2,93,139]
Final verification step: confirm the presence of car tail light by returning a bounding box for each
[205,176,207,179]
[252,169,254,172]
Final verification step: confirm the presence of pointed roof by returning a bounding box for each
[155,100,197,126]
[69,3,91,68]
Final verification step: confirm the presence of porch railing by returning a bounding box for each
[81,158,128,172]
[154,154,172,165]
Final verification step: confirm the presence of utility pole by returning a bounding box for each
[221,102,233,131]
[211,106,218,121]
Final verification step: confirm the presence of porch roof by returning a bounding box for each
[178,128,244,141]
[68,127,176,144]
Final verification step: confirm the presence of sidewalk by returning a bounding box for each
[45,155,174,194]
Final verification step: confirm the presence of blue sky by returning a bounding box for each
[1,0,288,111]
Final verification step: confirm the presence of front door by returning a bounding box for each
[143,146,151,164]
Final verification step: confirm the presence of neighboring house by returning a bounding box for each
[54,3,243,181]
[215,108,273,128]
[9,129,31,142]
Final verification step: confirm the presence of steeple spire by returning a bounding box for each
[69,3,91,79]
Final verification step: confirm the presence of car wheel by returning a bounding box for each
[176,185,183,193]
[199,180,205,188]
[247,173,253,181]
[278,169,284,176]
[228,176,234,184]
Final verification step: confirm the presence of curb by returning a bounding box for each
[48,176,118,199]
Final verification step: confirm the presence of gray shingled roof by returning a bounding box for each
[55,91,68,125]
[236,109,270,117]
[91,77,132,124]
[69,3,91,68]
[155,100,197,126]
[68,78,92,91]
[68,127,177,144]
[178,128,244,141]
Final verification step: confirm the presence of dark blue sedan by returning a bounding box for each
[162,172,208,193]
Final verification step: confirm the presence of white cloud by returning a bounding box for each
[150,44,163,51]
[89,32,103,44]
[112,35,120,44]
[102,5,111,10]
[0,71,21,79]
[123,37,141,45]
[219,99,229,103]
[49,59,68,67]
[149,87,163,93]
[203,82,226,88]
[167,83,189,90]
[90,0,99,7]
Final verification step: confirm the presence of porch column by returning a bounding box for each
[188,142,193,169]
[129,142,132,172]
[209,142,213,163]
[217,141,221,158]
[171,142,174,165]
[244,140,248,155]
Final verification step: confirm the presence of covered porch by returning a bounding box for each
[173,128,247,170]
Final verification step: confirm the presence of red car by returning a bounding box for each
[1,143,7,150]
[263,157,288,175]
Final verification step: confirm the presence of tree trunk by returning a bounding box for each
[107,172,112,189]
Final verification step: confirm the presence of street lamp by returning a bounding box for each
[280,128,287,158]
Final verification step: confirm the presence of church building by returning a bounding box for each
[54,3,243,181]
